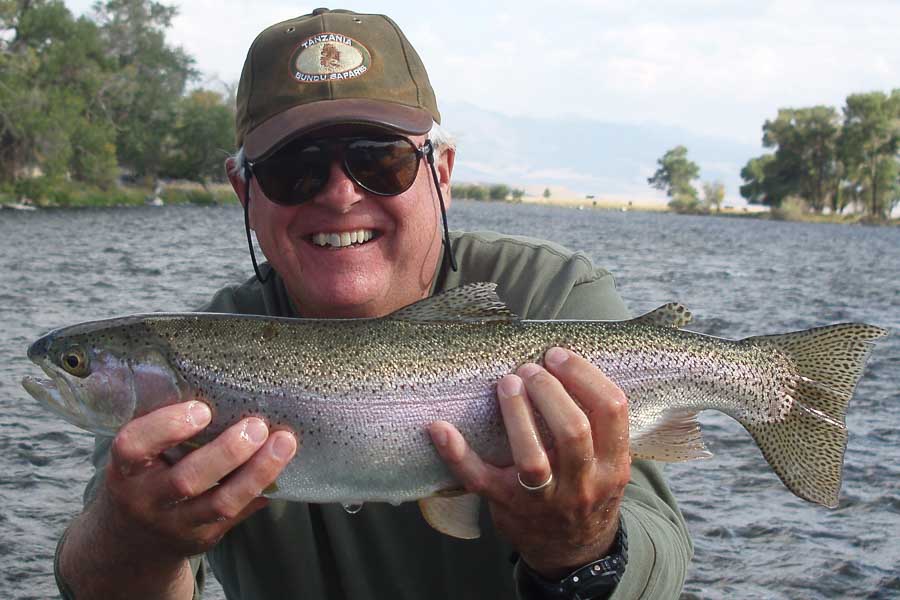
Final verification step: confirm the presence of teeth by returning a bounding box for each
[311,229,375,248]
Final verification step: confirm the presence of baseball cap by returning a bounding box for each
[235,8,441,160]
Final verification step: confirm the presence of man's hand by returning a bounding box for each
[60,400,297,599]
[429,347,630,579]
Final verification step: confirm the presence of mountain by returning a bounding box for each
[440,101,763,205]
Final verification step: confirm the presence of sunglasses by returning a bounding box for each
[246,135,433,206]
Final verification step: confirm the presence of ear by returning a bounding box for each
[225,156,249,209]
[436,146,455,210]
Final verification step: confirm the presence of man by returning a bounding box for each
[55,9,691,599]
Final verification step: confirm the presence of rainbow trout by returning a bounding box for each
[21,283,886,538]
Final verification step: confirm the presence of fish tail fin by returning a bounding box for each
[742,323,886,507]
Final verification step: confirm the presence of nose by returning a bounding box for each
[27,334,51,362]
[311,159,364,213]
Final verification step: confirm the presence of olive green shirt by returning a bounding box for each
[59,231,691,599]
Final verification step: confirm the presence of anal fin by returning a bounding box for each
[630,410,712,462]
[418,492,481,539]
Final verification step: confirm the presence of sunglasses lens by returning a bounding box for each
[253,143,329,205]
[252,136,422,205]
[346,138,420,196]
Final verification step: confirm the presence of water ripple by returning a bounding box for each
[2,203,898,599]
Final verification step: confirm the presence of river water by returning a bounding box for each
[1,202,897,599]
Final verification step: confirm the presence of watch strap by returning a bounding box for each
[514,517,628,600]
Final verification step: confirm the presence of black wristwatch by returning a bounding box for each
[514,517,628,600]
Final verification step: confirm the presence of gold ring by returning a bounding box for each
[517,471,553,491]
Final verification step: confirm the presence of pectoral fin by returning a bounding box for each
[418,492,481,539]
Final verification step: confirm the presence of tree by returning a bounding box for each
[469,185,486,200]
[510,188,524,202]
[92,0,196,180]
[838,90,900,219]
[488,183,510,201]
[739,154,776,205]
[648,146,699,204]
[702,181,725,212]
[0,0,118,188]
[450,183,470,199]
[542,187,551,199]
[760,106,842,212]
[162,89,234,185]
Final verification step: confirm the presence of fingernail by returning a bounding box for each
[544,347,570,369]
[517,363,542,380]
[497,375,523,397]
[242,418,268,444]
[187,401,212,427]
[430,426,448,448]
[272,433,296,460]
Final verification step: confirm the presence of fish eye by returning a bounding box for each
[60,347,90,377]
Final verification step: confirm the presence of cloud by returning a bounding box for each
[62,0,899,146]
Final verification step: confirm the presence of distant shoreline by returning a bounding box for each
[2,187,896,226]
[0,182,238,210]
[471,195,899,226]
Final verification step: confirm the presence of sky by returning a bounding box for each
[63,0,899,149]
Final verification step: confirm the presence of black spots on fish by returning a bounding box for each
[744,402,847,507]
[260,323,279,342]
[748,323,886,399]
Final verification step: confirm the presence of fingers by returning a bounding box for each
[496,375,551,489]
[179,430,297,524]
[434,350,631,578]
[428,421,502,496]
[102,399,299,557]
[515,361,595,486]
[166,417,270,502]
[110,401,212,477]
[543,348,630,463]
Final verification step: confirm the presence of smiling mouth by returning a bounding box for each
[309,229,378,249]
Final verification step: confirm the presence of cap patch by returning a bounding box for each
[291,33,372,83]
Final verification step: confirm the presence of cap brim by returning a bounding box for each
[244,98,434,160]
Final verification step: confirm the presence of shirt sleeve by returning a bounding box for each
[54,434,208,600]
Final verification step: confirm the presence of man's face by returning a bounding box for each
[231,127,453,319]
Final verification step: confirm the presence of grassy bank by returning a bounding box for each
[0,180,238,208]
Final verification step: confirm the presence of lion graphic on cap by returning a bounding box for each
[320,43,342,70]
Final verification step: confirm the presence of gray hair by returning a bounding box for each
[228,120,455,181]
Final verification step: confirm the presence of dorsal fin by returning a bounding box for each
[390,282,518,322]
[631,303,692,328]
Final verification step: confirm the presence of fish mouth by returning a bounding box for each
[21,362,117,435]
[22,365,78,423]
[21,373,64,410]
